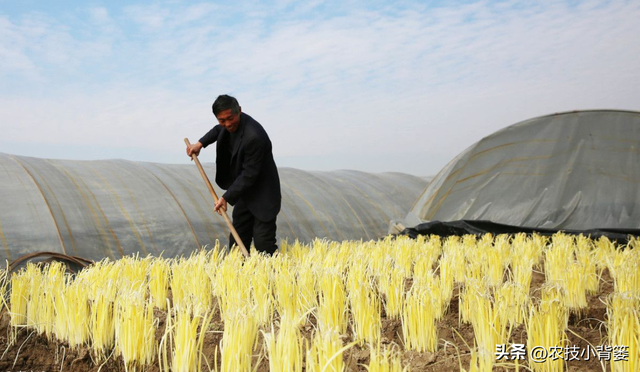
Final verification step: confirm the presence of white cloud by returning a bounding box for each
[89,7,110,24]
[1,0,639,175]
[124,5,171,29]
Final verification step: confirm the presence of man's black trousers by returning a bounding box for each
[229,200,278,255]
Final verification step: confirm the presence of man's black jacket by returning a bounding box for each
[199,112,281,221]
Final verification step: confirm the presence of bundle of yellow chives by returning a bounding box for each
[459,277,494,326]
[249,257,275,325]
[115,254,150,297]
[413,236,442,280]
[562,262,588,309]
[394,236,417,277]
[9,271,29,327]
[211,248,250,317]
[510,235,538,292]
[190,260,213,314]
[549,234,599,310]
[282,238,310,262]
[441,236,466,284]
[207,239,224,266]
[463,236,485,283]
[25,263,42,329]
[76,258,110,301]
[495,281,529,326]
[368,344,406,372]
[305,328,347,372]
[575,235,599,294]
[318,241,350,276]
[347,264,381,345]
[168,306,212,372]
[591,236,614,268]
[467,286,509,371]
[607,293,639,372]
[264,313,304,372]
[90,286,116,362]
[486,234,510,288]
[65,279,91,348]
[437,253,455,311]
[378,265,406,319]
[273,257,299,318]
[526,287,567,372]
[608,250,640,295]
[114,294,157,371]
[219,308,259,372]
[401,285,438,352]
[296,260,318,319]
[37,263,62,338]
[369,237,390,276]
[545,234,574,285]
[149,259,170,310]
[317,269,348,335]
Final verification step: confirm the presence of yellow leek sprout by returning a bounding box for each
[273,256,299,318]
[168,306,212,372]
[347,264,381,345]
[484,234,510,288]
[607,293,639,372]
[437,254,455,312]
[394,236,418,276]
[495,281,529,326]
[114,293,157,372]
[211,249,250,317]
[115,254,151,297]
[31,262,64,339]
[305,328,347,372]
[264,313,305,372]
[368,344,407,372]
[575,235,599,294]
[220,308,259,372]
[9,271,29,327]
[149,259,170,310]
[248,256,275,325]
[90,286,116,362]
[545,234,575,285]
[607,248,640,295]
[65,279,92,348]
[25,263,42,329]
[442,236,465,284]
[544,234,596,311]
[170,250,213,317]
[317,269,348,335]
[401,286,438,352]
[378,265,406,319]
[466,284,509,371]
[526,288,567,372]
[297,260,318,319]
[510,234,540,293]
[413,235,442,280]
[562,263,588,309]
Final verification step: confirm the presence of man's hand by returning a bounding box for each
[214,196,227,215]
[186,141,203,160]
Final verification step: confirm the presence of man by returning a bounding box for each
[186,95,281,255]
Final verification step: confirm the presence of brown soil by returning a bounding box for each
[0,269,615,372]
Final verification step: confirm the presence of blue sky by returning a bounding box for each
[1,0,639,176]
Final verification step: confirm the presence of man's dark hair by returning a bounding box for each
[212,95,240,116]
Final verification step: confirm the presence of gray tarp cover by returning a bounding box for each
[0,154,427,262]
[404,110,640,230]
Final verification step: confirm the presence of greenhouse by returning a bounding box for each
[404,110,640,236]
[0,154,427,263]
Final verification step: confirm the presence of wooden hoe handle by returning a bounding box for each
[185,138,249,258]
